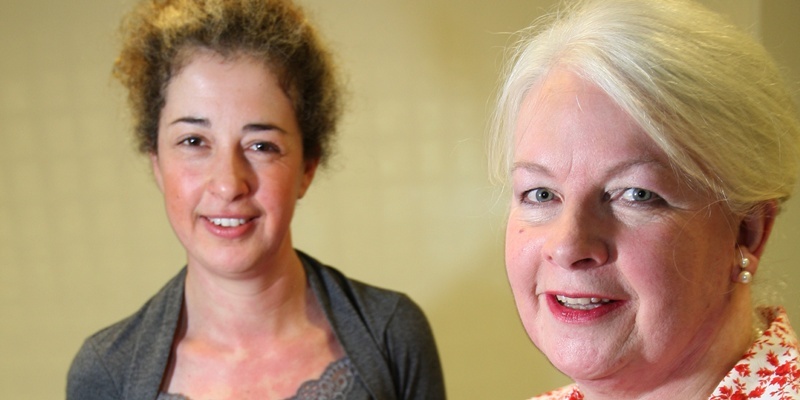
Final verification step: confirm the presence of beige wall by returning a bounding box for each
[1,0,798,398]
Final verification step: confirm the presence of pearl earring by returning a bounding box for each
[738,249,752,284]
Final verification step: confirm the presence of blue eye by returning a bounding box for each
[622,187,655,202]
[525,188,555,203]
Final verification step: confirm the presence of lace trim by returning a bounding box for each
[157,357,355,400]
[287,357,354,400]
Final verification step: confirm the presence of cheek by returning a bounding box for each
[616,232,680,294]
[646,223,731,282]
[257,169,301,201]
[159,167,203,212]
[505,223,540,294]
[618,226,731,317]
[505,226,544,345]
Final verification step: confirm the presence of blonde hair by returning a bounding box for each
[491,0,800,216]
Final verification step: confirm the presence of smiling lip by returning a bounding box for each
[208,217,248,227]
[546,293,623,323]
[202,216,256,238]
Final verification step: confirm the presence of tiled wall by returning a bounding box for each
[1,0,797,398]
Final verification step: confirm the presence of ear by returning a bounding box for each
[150,152,165,193]
[737,200,778,273]
[298,157,319,199]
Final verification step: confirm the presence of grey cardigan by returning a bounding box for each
[67,251,445,399]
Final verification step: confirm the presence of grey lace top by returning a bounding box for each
[156,357,355,400]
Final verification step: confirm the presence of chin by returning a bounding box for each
[553,359,608,381]
[538,337,620,381]
[191,253,266,276]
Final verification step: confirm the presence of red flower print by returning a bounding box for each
[757,367,774,378]
[775,363,792,376]
[767,351,780,367]
[735,364,751,377]
[748,386,766,397]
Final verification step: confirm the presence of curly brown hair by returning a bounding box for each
[114,0,342,164]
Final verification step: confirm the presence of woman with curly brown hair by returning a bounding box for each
[66,1,445,399]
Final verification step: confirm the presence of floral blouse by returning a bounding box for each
[530,307,800,400]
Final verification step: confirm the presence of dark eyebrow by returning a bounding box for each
[168,117,286,134]
[243,123,286,134]
[169,117,209,127]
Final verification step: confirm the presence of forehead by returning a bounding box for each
[163,51,288,108]
[168,47,294,97]
[512,68,670,178]
[516,69,636,137]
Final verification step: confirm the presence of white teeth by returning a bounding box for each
[209,218,247,227]
[556,295,611,310]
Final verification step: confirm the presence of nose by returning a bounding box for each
[542,202,610,269]
[208,147,253,202]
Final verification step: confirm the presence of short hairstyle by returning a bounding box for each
[491,0,800,216]
[114,0,342,165]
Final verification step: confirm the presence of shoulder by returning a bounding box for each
[299,251,445,399]
[300,251,420,328]
[67,334,121,399]
[67,268,185,399]
[75,268,184,364]
[711,306,800,399]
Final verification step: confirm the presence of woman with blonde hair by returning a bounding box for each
[492,0,800,398]
[67,1,445,399]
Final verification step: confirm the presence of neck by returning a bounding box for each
[182,249,315,346]
[578,287,756,400]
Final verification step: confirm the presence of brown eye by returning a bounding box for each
[251,142,280,153]
[179,136,203,146]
